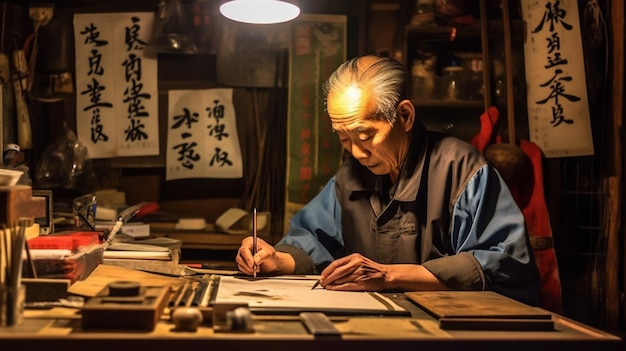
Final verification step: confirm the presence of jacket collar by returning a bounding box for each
[343,121,428,203]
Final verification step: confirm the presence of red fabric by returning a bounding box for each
[471,107,563,313]
[470,106,499,153]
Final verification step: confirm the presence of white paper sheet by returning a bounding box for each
[214,276,407,315]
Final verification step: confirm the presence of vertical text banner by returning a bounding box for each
[521,0,594,157]
[285,14,346,224]
[74,13,159,159]
[166,89,243,180]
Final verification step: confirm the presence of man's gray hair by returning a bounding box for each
[322,55,409,124]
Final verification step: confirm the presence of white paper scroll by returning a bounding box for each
[74,13,159,159]
[521,0,594,157]
[166,89,243,180]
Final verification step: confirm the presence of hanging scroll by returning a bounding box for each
[284,14,346,230]
[521,0,594,157]
[166,88,243,180]
[74,13,159,158]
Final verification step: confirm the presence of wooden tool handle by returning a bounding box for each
[13,84,31,150]
[12,50,32,150]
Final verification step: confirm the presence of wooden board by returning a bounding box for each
[438,317,555,331]
[406,291,554,331]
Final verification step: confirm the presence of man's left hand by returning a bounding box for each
[320,253,390,291]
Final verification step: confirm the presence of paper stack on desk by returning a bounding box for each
[104,242,171,260]
[102,237,184,276]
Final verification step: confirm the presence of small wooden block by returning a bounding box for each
[300,312,341,336]
[0,185,46,225]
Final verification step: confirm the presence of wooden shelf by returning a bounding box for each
[412,99,484,108]
[402,2,523,141]
[405,23,481,42]
[405,20,524,43]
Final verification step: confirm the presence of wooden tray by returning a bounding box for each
[406,291,554,331]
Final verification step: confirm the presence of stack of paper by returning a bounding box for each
[104,242,171,261]
[102,238,184,276]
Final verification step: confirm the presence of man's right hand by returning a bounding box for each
[235,236,295,275]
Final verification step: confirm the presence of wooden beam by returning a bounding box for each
[607,0,624,330]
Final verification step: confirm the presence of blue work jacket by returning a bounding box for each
[276,122,541,306]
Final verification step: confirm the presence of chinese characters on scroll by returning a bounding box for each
[522,0,594,157]
[74,13,159,158]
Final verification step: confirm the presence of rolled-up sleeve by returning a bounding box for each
[275,177,344,274]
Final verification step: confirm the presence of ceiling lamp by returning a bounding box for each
[219,0,300,24]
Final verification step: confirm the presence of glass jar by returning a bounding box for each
[442,66,467,100]
[411,60,436,100]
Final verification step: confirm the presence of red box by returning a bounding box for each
[28,231,101,250]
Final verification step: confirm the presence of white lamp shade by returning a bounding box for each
[219,0,300,24]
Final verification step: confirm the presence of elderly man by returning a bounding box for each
[236,55,541,305]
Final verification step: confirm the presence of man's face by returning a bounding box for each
[327,85,409,178]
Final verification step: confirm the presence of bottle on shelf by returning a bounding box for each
[410,55,438,101]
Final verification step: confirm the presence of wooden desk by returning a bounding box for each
[0,293,622,351]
